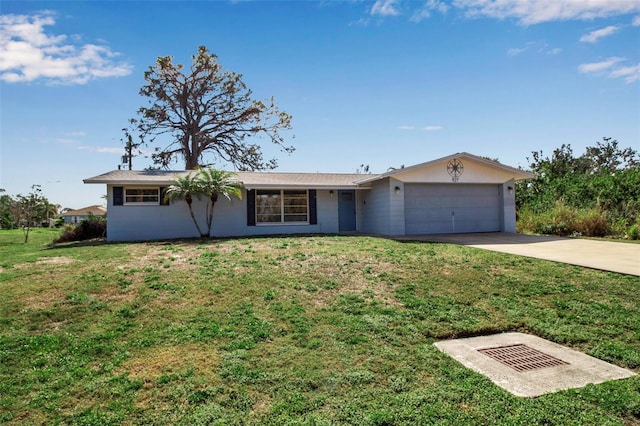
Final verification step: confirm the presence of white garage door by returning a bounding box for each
[404,184,501,234]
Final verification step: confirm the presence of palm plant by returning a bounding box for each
[164,173,205,237]
[198,168,243,236]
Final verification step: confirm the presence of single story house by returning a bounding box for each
[61,205,107,224]
[84,152,535,242]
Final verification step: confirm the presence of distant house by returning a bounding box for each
[61,205,107,224]
[84,152,535,242]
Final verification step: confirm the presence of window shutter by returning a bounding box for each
[113,186,123,206]
[247,189,256,226]
[159,187,170,206]
[309,189,317,225]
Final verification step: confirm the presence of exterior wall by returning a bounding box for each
[105,185,340,242]
[500,179,516,232]
[210,188,339,237]
[389,178,405,235]
[395,158,523,184]
[359,178,391,235]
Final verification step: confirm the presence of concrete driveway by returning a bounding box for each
[399,233,640,276]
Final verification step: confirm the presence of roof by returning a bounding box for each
[62,205,107,217]
[84,153,535,188]
[84,170,377,189]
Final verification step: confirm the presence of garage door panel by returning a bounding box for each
[405,184,500,234]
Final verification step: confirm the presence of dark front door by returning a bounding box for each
[338,190,356,232]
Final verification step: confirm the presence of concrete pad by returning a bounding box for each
[434,332,636,397]
[402,233,640,276]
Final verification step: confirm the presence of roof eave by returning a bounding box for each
[83,179,177,185]
[243,184,370,190]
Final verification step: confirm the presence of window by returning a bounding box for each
[256,189,308,224]
[124,187,159,204]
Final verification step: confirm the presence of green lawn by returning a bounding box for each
[1,229,638,425]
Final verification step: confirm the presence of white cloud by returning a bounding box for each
[633,15,640,26]
[399,124,443,131]
[578,57,639,83]
[0,12,133,84]
[365,0,640,25]
[580,25,620,43]
[507,41,561,56]
[452,0,640,25]
[410,0,449,22]
[608,63,640,83]
[578,57,624,74]
[507,46,529,56]
[422,125,443,131]
[371,0,400,17]
[78,145,125,154]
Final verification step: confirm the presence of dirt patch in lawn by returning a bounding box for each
[13,256,77,269]
[119,343,221,410]
[120,343,220,382]
[119,244,200,272]
[21,288,67,310]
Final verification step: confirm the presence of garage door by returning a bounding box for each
[404,184,501,234]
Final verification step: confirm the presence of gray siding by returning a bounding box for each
[501,179,516,232]
[360,178,391,235]
[106,186,339,242]
[389,178,405,235]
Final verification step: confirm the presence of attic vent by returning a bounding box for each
[478,344,568,372]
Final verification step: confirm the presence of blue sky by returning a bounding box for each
[1,0,639,209]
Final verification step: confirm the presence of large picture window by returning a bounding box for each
[256,190,308,224]
[125,188,160,204]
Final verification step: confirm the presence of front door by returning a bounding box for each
[338,190,356,232]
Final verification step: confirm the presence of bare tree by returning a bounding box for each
[137,46,294,170]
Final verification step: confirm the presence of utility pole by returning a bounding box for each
[123,134,134,170]
[120,119,141,170]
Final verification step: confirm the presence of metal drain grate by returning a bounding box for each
[478,344,569,372]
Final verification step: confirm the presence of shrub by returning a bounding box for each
[574,209,611,237]
[53,218,106,244]
[627,224,640,240]
[517,201,615,237]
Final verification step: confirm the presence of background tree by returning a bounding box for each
[42,200,60,225]
[16,185,46,243]
[197,169,242,236]
[0,189,18,229]
[136,46,293,170]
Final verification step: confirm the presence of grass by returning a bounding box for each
[1,229,639,425]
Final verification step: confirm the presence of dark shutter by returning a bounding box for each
[113,186,123,206]
[309,189,317,225]
[247,189,256,226]
[159,187,170,206]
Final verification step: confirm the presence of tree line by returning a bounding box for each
[516,137,640,238]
